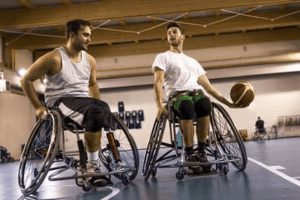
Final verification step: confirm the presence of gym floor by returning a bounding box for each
[1,137,300,200]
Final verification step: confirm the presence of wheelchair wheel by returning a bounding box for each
[18,110,61,196]
[142,114,167,181]
[210,102,247,171]
[100,114,139,181]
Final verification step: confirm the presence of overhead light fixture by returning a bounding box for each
[16,69,27,76]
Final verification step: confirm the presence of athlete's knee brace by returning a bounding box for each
[178,100,196,120]
[85,105,110,132]
[195,96,211,118]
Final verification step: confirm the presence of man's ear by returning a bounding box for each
[181,34,185,40]
[69,32,76,40]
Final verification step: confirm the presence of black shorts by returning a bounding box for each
[55,97,114,131]
[171,91,211,120]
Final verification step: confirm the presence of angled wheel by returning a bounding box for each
[210,102,247,171]
[142,114,167,181]
[100,114,139,181]
[18,110,61,196]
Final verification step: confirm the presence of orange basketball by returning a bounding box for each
[230,81,255,108]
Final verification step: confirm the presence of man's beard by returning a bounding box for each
[75,43,88,51]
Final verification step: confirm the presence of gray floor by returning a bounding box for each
[1,137,300,200]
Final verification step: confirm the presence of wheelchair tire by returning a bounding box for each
[142,114,167,181]
[18,110,61,196]
[210,102,247,171]
[100,114,139,181]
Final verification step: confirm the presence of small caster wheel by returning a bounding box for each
[152,168,157,177]
[176,171,184,180]
[121,173,129,185]
[82,181,92,192]
[223,164,229,176]
[75,178,83,187]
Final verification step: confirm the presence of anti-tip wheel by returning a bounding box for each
[151,168,157,178]
[175,171,184,180]
[82,181,92,192]
[223,164,229,176]
[121,173,129,185]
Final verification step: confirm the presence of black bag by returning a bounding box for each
[0,146,14,163]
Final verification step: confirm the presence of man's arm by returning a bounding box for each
[154,67,167,119]
[88,55,101,100]
[198,75,237,108]
[20,50,59,118]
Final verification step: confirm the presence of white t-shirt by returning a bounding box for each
[152,51,206,98]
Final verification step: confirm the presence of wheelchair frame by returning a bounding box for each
[142,102,247,181]
[18,108,139,196]
[253,128,271,141]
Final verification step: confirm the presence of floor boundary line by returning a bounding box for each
[248,157,300,187]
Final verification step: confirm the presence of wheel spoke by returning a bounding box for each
[18,111,60,195]
[100,115,139,181]
[211,103,247,171]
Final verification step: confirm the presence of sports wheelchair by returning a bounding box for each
[253,128,271,141]
[18,108,139,196]
[142,102,247,180]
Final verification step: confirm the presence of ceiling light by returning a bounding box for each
[17,69,27,76]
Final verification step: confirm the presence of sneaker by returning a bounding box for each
[185,154,199,164]
[197,150,208,163]
[185,154,202,175]
[197,149,212,173]
[86,159,101,174]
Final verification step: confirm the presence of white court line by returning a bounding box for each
[248,157,300,187]
[101,186,120,200]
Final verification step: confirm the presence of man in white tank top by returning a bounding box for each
[152,22,239,173]
[21,19,113,184]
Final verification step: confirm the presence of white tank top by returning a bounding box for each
[45,47,90,107]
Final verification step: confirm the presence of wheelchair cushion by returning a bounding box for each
[63,117,85,132]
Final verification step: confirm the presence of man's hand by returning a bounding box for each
[156,105,167,120]
[228,103,242,108]
[36,106,48,120]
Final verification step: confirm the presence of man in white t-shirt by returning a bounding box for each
[152,22,238,173]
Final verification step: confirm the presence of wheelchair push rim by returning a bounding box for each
[18,110,61,196]
[210,102,247,171]
[142,114,167,180]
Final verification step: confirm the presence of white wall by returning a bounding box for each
[96,40,300,70]
[14,49,33,71]
[0,93,36,159]
[0,49,37,159]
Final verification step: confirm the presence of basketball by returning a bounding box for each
[230,81,255,107]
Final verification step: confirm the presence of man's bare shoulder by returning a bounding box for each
[86,53,97,68]
[34,49,62,75]
[35,49,60,66]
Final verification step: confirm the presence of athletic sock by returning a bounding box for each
[198,142,206,152]
[87,150,99,162]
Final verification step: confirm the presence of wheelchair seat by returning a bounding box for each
[257,128,267,134]
[62,116,85,134]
